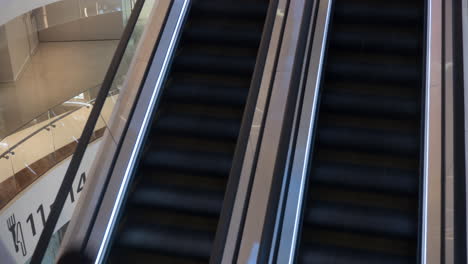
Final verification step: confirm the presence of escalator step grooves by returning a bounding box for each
[107,0,269,263]
[298,0,424,262]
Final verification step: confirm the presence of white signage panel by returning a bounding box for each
[0,140,102,264]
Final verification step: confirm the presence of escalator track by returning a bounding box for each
[107,0,269,263]
[297,0,425,263]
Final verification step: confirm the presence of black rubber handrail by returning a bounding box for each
[30,0,145,262]
[452,0,466,262]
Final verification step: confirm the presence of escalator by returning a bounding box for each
[107,0,269,263]
[297,0,425,263]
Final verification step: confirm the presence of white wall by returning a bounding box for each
[0,139,102,264]
[24,13,39,55]
[0,13,39,82]
[0,26,14,81]
[5,15,33,80]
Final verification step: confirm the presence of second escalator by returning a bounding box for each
[297,0,425,263]
[106,0,269,263]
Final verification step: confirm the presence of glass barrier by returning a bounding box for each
[0,0,157,262]
[0,86,119,263]
[0,86,119,207]
[0,0,156,262]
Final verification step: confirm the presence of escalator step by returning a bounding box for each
[173,51,256,75]
[110,247,207,264]
[143,149,232,175]
[191,0,269,19]
[326,53,420,84]
[117,225,213,260]
[304,201,417,238]
[311,162,418,194]
[154,113,241,140]
[131,184,223,215]
[165,81,249,106]
[184,19,263,47]
[335,0,422,24]
[322,91,419,119]
[317,126,419,155]
[300,244,413,264]
[331,24,419,54]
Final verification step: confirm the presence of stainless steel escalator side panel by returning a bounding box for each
[422,0,443,263]
[461,0,468,260]
[273,0,332,262]
[234,0,327,263]
[57,0,191,262]
[443,0,455,262]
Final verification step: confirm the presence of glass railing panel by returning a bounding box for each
[0,152,17,208]
[0,153,14,181]
[51,107,91,152]
[8,119,56,176]
[31,0,158,261]
[101,92,119,124]
[0,0,154,261]
[0,90,104,263]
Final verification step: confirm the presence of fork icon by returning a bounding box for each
[7,215,18,252]
[7,214,26,256]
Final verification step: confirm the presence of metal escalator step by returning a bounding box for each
[300,244,414,264]
[322,91,419,119]
[330,24,420,54]
[154,113,241,140]
[304,201,417,238]
[191,0,269,19]
[109,247,207,264]
[317,126,419,155]
[143,149,232,175]
[326,53,420,84]
[165,81,249,106]
[311,162,418,194]
[131,184,223,215]
[173,51,256,75]
[335,0,422,24]
[184,20,263,47]
[118,225,213,260]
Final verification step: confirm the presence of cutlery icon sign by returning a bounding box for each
[7,214,27,256]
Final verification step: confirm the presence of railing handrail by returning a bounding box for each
[29,0,145,262]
